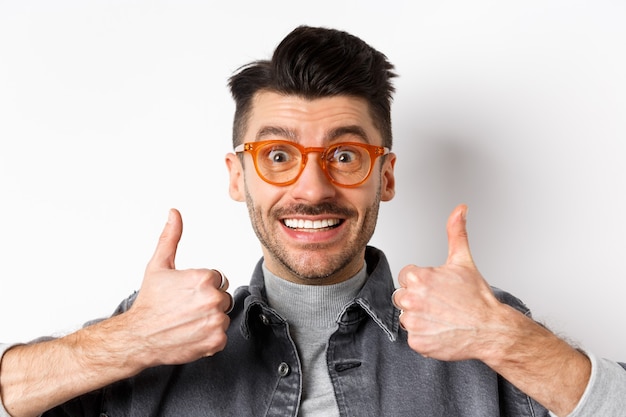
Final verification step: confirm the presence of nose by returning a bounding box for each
[289,153,337,202]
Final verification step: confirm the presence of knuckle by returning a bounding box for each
[401,265,432,287]
[203,310,230,331]
[190,268,213,281]
[400,291,424,311]
[406,334,422,352]
[206,332,228,355]
[402,297,417,311]
[184,269,220,291]
[407,334,434,357]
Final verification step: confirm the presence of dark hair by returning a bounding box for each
[228,25,397,149]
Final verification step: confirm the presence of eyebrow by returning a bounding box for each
[255,125,370,143]
[256,126,296,141]
[326,125,370,143]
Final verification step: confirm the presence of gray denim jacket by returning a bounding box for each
[44,246,552,417]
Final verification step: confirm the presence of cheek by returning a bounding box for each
[357,176,383,206]
[244,170,284,210]
[343,187,380,220]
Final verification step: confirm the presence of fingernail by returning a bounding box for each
[167,209,175,224]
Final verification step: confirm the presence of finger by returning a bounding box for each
[225,292,234,314]
[397,264,421,289]
[445,204,474,266]
[212,269,229,292]
[147,209,183,271]
[209,270,232,312]
[391,287,403,310]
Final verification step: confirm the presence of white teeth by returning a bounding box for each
[284,218,340,229]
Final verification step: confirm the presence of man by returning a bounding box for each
[1,25,625,417]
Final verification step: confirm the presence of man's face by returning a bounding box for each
[226,91,396,285]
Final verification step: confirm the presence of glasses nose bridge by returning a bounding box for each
[298,145,332,180]
[300,145,328,166]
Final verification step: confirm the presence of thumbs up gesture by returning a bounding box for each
[392,204,504,362]
[124,209,233,367]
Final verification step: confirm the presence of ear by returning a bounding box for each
[380,152,396,202]
[225,153,246,202]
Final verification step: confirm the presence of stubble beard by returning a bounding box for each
[245,187,381,282]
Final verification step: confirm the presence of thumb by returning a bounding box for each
[147,208,183,271]
[446,204,474,266]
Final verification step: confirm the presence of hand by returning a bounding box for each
[393,204,593,415]
[392,204,505,362]
[124,208,232,367]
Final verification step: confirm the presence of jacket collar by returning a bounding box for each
[239,246,400,341]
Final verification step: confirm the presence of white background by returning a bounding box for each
[1,1,625,361]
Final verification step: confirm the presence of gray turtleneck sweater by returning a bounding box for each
[263,263,368,417]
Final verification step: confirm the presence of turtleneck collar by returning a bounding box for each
[262,263,368,328]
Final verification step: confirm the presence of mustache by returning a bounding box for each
[273,203,356,218]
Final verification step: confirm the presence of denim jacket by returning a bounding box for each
[45,246,550,417]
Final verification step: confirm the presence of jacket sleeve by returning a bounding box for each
[551,352,626,417]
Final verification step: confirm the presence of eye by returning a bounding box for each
[329,146,361,165]
[268,148,291,164]
[336,150,356,163]
[259,143,299,169]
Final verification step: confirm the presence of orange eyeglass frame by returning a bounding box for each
[234,140,390,188]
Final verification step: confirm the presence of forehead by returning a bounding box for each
[245,91,381,144]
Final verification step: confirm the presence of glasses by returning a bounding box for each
[234,140,390,188]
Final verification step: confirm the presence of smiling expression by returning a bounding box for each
[226,91,396,285]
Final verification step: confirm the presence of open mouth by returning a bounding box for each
[282,218,343,231]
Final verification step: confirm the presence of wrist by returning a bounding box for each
[477,303,546,369]
[477,304,591,416]
[75,311,153,376]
